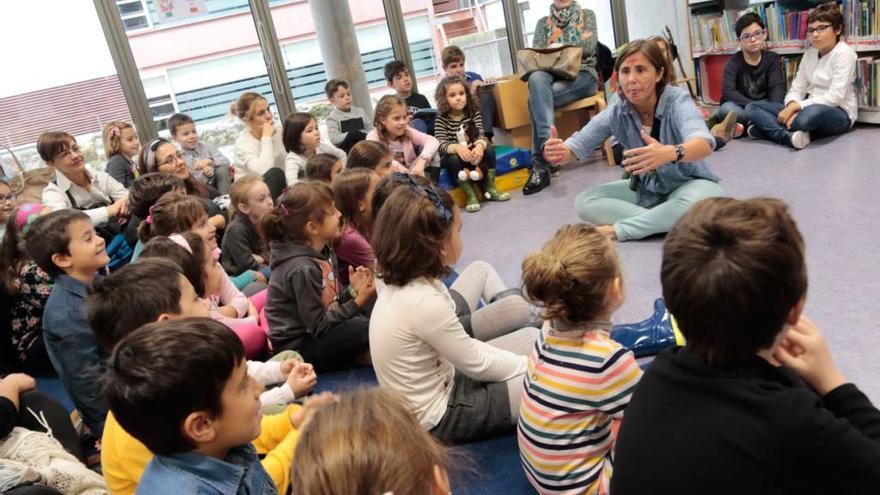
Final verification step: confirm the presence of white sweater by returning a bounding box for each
[369,277,527,430]
[283,141,347,185]
[42,165,128,225]
[785,41,858,125]
[232,131,287,177]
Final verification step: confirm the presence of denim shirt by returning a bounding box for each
[42,274,108,437]
[136,444,277,495]
[565,85,720,208]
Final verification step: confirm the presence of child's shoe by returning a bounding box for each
[610,298,685,357]
[482,169,510,201]
[458,180,481,212]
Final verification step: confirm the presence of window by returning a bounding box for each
[116,0,151,32]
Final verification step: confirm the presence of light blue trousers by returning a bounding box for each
[575,179,724,241]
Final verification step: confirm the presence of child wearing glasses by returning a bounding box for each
[705,13,785,148]
[744,2,857,150]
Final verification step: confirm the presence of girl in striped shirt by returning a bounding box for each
[518,224,643,495]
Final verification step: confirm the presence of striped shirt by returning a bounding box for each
[434,110,488,156]
[518,321,642,495]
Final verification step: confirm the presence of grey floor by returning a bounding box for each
[457,125,880,402]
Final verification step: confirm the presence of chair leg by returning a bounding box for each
[603,138,615,167]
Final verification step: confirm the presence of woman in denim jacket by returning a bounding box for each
[544,39,723,241]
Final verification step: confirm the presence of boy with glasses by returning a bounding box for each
[744,2,857,150]
[706,13,785,149]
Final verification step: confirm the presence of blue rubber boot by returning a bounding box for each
[611,298,685,357]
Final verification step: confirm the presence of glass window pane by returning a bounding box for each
[123,2,278,155]
[117,1,145,16]
[521,0,616,49]
[0,1,133,173]
[123,15,150,31]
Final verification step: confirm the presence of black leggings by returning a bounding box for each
[17,390,84,462]
[5,486,64,495]
[288,316,371,373]
[441,145,497,180]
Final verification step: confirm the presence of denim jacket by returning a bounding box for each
[565,85,720,208]
[42,274,108,437]
[136,444,276,495]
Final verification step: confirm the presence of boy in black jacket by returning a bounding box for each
[612,197,880,495]
[385,60,436,135]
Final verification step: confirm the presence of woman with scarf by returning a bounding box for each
[523,0,600,196]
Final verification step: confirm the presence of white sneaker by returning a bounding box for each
[790,131,811,150]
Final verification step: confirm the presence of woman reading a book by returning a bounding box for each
[543,38,723,242]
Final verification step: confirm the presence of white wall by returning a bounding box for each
[623,0,693,77]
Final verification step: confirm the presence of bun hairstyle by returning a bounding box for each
[103,121,135,159]
[138,192,207,243]
[139,232,207,296]
[522,224,621,324]
[260,181,335,245]
[230,92,267,122]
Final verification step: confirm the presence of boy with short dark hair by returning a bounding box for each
[325,79,372,153]
[611,197,880,495]
[440,45,497,140]
[89,258,317,495]
[384,60,436,134]
[167,113,232,194]
[103,318,332,494]
[25,209,110,438]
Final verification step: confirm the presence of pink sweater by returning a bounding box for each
[366,127,439,170]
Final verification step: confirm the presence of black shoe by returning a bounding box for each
[522,166,550,195]
[548,163,561,176]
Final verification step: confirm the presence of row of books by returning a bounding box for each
[844,0,880,40]
[857,56,880,107]
[781,55,802,90]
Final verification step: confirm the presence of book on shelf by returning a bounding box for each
[689,4,811,55]
[843,0,880,43]
[781,55,802,89]
[856,56,880,108]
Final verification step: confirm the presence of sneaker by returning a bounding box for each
[522,166,550,195]
[733,123,745,138]
[790,131,811,150]
[746,125,761,139]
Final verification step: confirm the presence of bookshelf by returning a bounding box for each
[685,0,880,124]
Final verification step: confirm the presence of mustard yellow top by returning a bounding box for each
[101,404,301,495]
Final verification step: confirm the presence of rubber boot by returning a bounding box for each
[482,169,510,201]
[458,179,481,212]
[610,298,685,358]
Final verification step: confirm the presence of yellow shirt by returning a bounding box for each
[101,405,301,495]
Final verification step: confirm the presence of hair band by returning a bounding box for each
[167,234,193,254]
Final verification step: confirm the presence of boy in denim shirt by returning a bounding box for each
[168,113,232,194]
[25,209,110,438]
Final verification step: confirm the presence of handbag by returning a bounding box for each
[516,45,584,82]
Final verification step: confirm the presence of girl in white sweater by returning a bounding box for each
[744,3,857,149]
[369,181,538,444]
[231,92,288,198]
[282,112,346,186]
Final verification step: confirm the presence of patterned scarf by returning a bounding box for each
[547,1,585,46]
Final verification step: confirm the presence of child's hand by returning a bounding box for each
[455,144,475,163]
[209,214,226,230]
[411,159,427,177]
[253,254,267,265]
[773,315,847,395]
[290,391,337,430]
[349,266,377,307]
[470,144,485,165]
[252,270,267,284]
[108,197,129,219]
[2,373,36,393]
[246,301,259,319]
[286,362,317,398]
[279,358,301,376]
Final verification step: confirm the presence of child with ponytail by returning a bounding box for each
[103,122,141,188]
[518,224,643,495]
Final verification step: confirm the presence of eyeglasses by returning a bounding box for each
[739,30,766,42]
[807,24,833,36]
[157,151,184,168]
[0,193,16,202]
[55,144,82,161]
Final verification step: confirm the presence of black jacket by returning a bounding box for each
[220,214,264,276]
[722,50,786,106]
[612,347,880,495]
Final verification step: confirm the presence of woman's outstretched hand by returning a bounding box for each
[622,131,676,175]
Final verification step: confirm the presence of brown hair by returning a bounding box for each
[373,95,408,142]
[347,140,391,172]
[24,209,90,278]
[434,75,478,118]
[333,168,376,237]
[305,153,341,183]
[36,131,75,163]
[103,122,136,159]
[291,388,452,495]
[441,45,466,67]
[661,197,808,366]
[260,181,335,245]
[128,172,186,219]
[808,2,843,38]
[229,92,267,122]
[614,38,675,96]
[372,184,454,286]
[370,173,432,223]
[522,224,621,324]
[282,112,316,154]
[228,175,265,217]
[138,193,207,243]
[139,232,207,297]
[324,79,349,99]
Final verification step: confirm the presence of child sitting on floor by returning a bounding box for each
[221,176,272,280]
[346,140,398,177]
[168,113,232,194]
[518,224,642,495]
[103,121,141,189]
[282,112,346,186]
[263,181,376,372]
[611,197,880,494]
[88,258,319,495]
[25,210,110,438]
[441,45,498,140]
[384,60,436,135]
[332,167,380,287]
[367,95,439,179]
[369,182,538,444]
[304,153,343,184]
[434,75,509,212]
[292,387,453,495]
[102,317,333,494]
[325,79,372,153]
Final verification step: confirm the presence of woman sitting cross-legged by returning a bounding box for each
[544,38,723,242]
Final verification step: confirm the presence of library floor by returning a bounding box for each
[458,124,880,404]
